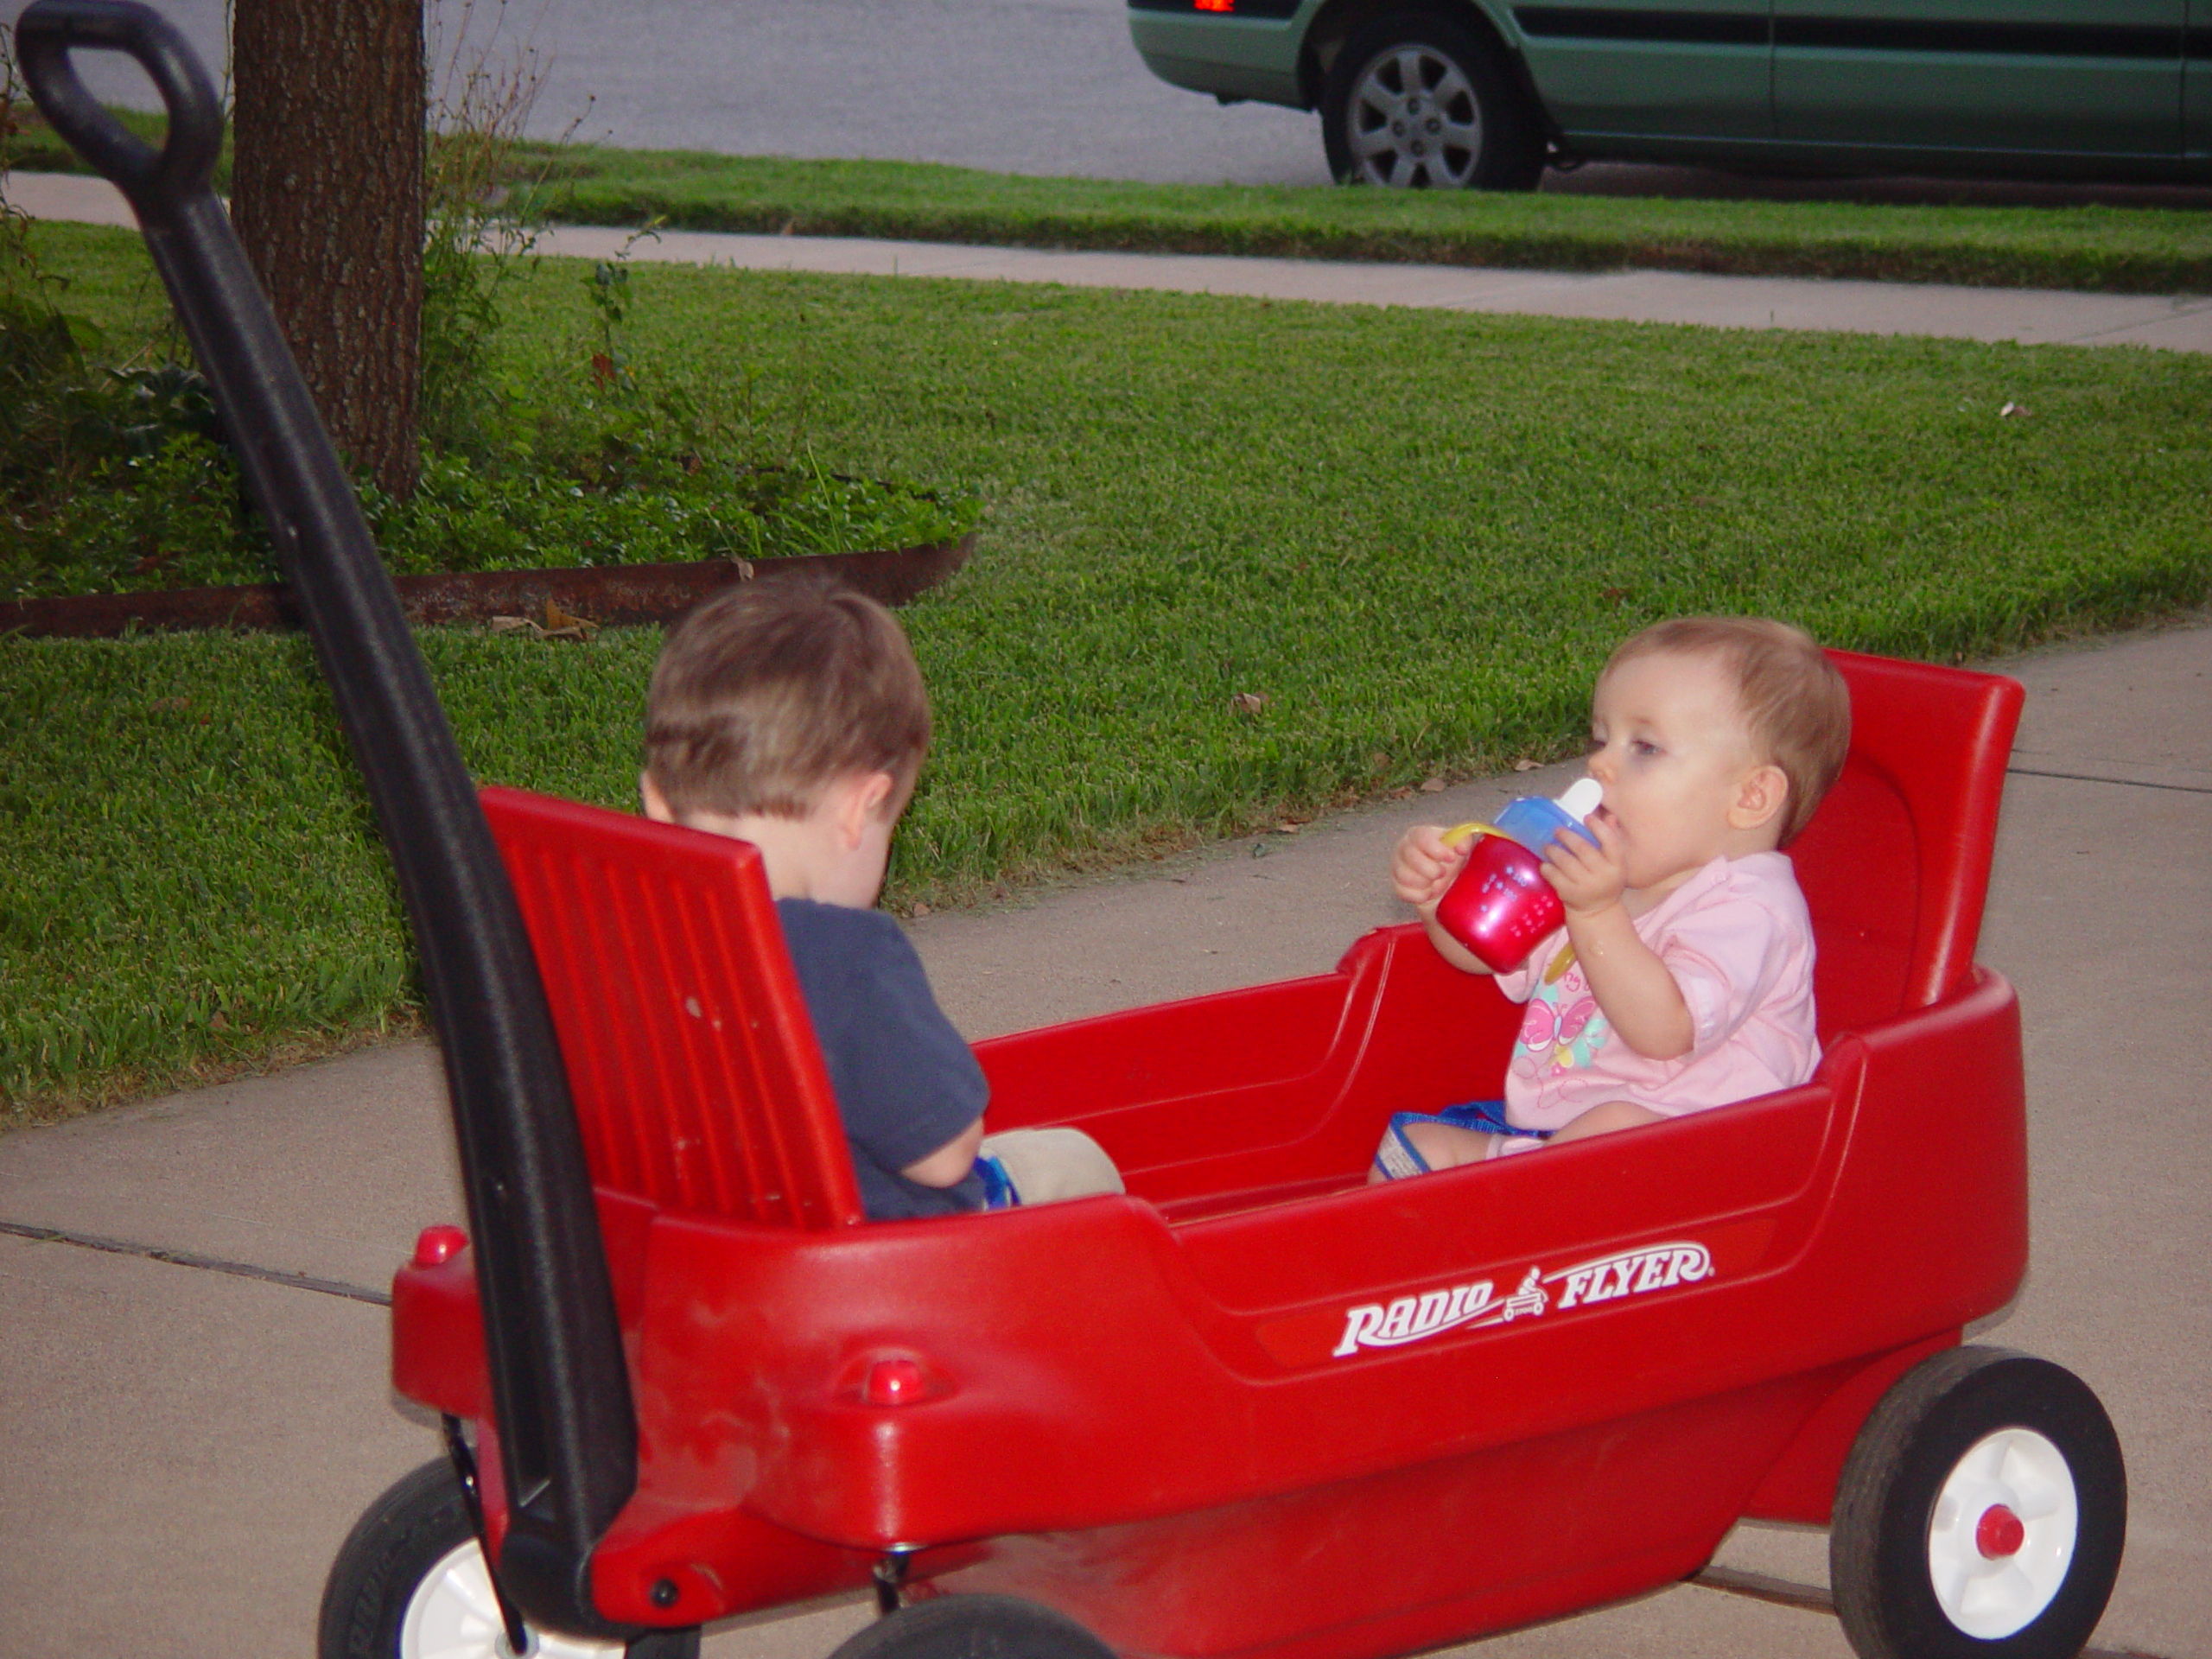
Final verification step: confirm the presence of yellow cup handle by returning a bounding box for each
[1440,821,1510,849]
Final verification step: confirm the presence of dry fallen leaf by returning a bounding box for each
[911,902,931,918]
[490,600,600,643]
[1230,691,1269,715]
[543,599,599,639]
[1419,778,1446,793]
[1513,758,1542,772]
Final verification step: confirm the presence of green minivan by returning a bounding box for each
[1128,0,2212,188]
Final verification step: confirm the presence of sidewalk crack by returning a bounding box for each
[0,1218,390,1306]
[2008,764,2212,795]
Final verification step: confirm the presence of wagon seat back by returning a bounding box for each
[480,786,864,1228]
[1789,652,2024,1041]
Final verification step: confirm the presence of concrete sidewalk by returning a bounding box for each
[1,619,2206,1659]
[13,168,2212,352]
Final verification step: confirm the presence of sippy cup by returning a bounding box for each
[1431,779,1604,972]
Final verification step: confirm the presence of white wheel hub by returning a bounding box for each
[401,1541,630,1659]
[1926,1427,2078,1639]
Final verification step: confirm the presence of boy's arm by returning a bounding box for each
[1541,822,1694,1060]
[790,906,989,1201]
[900,1117,985,1188]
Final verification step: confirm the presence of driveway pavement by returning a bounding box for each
[2,619,2206,1659]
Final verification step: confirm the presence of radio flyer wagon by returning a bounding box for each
[17,9,2126,1659]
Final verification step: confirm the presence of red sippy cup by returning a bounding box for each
[1432,779,1603,972]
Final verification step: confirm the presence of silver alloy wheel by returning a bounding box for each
[1344,42,1482,187]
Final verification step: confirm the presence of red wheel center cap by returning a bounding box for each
[1976,1503,2027,1559]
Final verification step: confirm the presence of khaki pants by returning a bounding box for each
[978,1127,1123,1205]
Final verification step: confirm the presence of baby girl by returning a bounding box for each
[1375,616,1851,1178]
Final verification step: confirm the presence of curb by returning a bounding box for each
[0,533,974,638]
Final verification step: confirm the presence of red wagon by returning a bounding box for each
[356,647,2123,1659]
[16,10,2125,1659]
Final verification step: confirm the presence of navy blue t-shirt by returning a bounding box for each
[775,899,988,1220]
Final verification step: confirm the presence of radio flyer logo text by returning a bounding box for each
[1332,1241,1713,1358]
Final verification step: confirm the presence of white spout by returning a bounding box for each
[1556,778,1604,821]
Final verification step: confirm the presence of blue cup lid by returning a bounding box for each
[1495,787,1599,856]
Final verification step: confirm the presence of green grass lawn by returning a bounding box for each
[14,112,2212,293]
[4,219,2210,1121]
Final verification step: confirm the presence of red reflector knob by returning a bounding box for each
[411,1224,469,1268]
[1975,1504,2026,1559]
[863,1357,929,1406]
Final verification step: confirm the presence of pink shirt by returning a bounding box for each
[1492,852,1819,1133]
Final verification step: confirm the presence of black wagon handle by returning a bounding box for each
[14,1,644,1641]
[15,0,220,214]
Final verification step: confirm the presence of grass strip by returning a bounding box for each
[5,220,2209,1121]
[13,113,2212,295]
[531,149,2212,296]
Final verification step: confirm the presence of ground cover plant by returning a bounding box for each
[16,110,2212,296]
[0,217,975,601]
[4,219,2209,1122]
[0,41,972,604]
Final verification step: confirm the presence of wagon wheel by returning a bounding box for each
[830,1594,1116,1659]
[317,1459,700,1659]
[1831,1347,2126,1659]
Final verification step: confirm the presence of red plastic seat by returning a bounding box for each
[481,787,862,1229]
[1793,652,2024,1038]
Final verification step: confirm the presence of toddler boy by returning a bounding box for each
[641,576,1121,1220]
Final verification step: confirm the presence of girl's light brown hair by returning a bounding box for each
[1604,616,1851,845]
[645,576,930,821]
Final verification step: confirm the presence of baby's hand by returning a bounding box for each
[1541,811,1629,917]
[1393,824,1470,912]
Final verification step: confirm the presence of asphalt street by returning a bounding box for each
[76,0,1332,185]
[71,0,2212,206]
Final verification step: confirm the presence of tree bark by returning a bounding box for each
[231,0,424,499]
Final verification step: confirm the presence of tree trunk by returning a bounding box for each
[231,0,423,499]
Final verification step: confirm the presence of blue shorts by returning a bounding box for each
[976,1152,1017,1210]
[1373,1099,1549,1180]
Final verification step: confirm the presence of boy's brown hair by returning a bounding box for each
[1604,616,1851,845]
[645,576,930,821]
